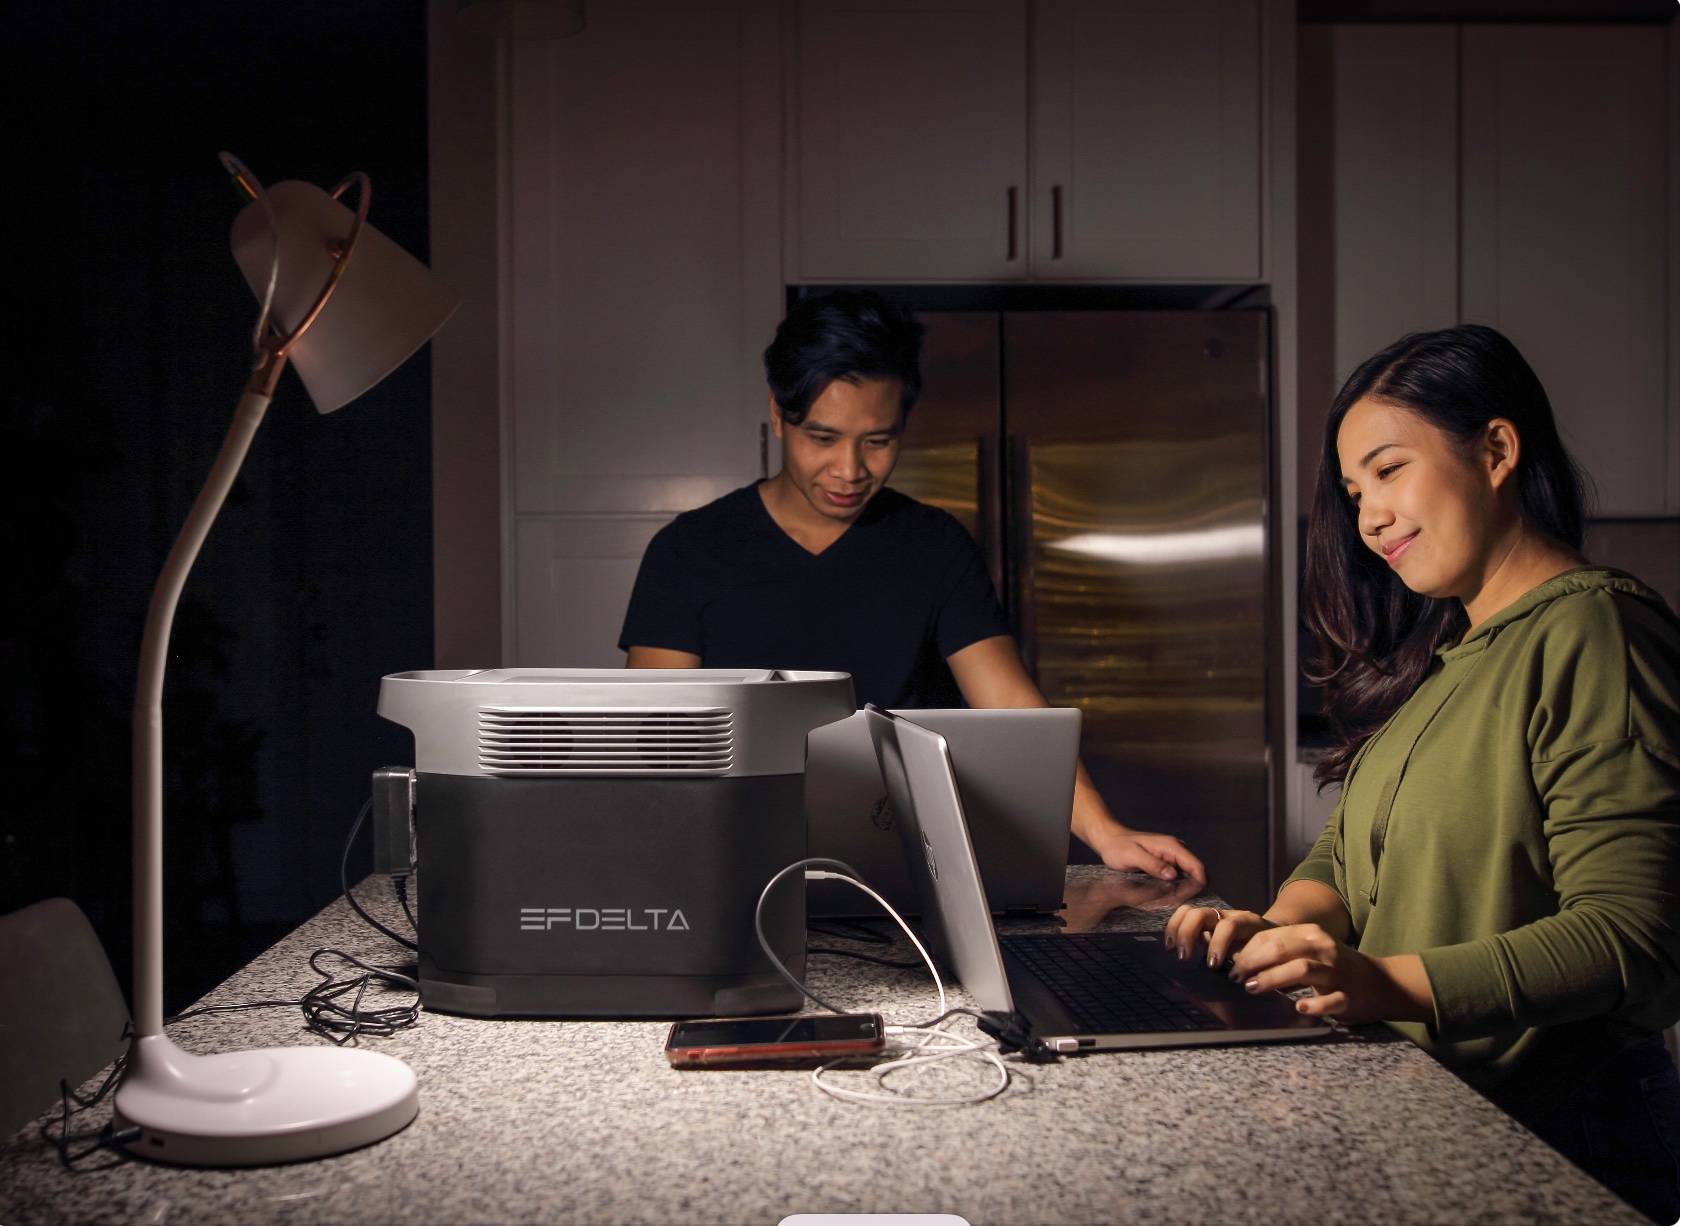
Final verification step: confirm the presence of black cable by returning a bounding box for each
[168,998,306,1024]
[44,1056,129,1169]
[806,946,925,969]
[807,917,895,945]
[300,948,420,1045]
[341,797,418,950]
[754,857,868,1014]
[395,875,418,933]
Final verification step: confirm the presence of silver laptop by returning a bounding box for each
[862,705,1332,1053]
[805,708,1080,919]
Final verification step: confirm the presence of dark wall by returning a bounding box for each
[0,1,434,1014]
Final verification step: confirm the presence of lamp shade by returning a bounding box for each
[230,180,458,413]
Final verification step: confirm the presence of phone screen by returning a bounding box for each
[668,1014,882,1048]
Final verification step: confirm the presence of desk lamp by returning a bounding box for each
[112,153,457,1166]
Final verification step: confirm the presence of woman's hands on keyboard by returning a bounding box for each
[1163,905,1278,969]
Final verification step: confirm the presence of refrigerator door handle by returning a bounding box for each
[977,434,1005,606]
[1007,432,1038,679]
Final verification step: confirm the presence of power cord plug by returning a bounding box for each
[977,1010,1060,1062]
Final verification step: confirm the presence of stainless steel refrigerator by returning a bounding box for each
[893,311,1274,911]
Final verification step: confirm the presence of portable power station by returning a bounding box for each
[377,668,854,1018]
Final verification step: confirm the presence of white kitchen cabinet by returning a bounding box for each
[1032,0,1262,280]
[1461,25,1678,517]
[1319,23,1677,518]
[1329,25,1459,388]
[503,0,783,664]
[793,0,1262,282]
[794,0,1028,281]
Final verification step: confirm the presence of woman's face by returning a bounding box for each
[1335,397,1509,603]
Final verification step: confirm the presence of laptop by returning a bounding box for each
[862,705,1333,1053]
[805,708,1080,919]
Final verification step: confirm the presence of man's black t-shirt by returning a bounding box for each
[618,484,1011,709]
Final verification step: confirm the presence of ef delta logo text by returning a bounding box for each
[520,906,691,932]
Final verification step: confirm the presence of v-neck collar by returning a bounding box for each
[752,481,865,560]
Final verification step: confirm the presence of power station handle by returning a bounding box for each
[977,434,1005,603]
[371,766,416,876]
[1008,433,1038,679]
[1051,185,1063,259]
[1007,186,1018,261]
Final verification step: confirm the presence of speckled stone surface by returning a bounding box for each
[0,869,1647,1226]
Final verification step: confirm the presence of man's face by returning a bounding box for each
[771,376,904,523]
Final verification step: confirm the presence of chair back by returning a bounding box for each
[0,898,130,1141]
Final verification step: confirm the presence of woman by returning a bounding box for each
[1165,325,1678,1222]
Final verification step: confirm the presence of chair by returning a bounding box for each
[0,898,131,1142]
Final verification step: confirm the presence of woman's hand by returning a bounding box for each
[1163,904,1278,967]
[1227,925,1434,1025]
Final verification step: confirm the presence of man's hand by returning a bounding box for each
[945,635,1209,884]
[1081,818,1206,882]
[1062,871,1204,931]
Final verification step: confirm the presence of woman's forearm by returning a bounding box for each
[1264,880,1353,943]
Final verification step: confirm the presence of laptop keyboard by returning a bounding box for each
[1000,934,1227,1034]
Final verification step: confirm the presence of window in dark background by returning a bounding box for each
[0,1,434,1016]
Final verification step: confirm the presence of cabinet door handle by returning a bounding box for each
[1051,185,1063,259]
[1007,186,1018,261]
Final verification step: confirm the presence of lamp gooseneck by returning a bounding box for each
[130,349,285,1037]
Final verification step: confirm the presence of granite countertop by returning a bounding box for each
[0,868,1645,1226]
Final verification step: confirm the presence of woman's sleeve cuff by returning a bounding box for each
[1419,941,1514,1041]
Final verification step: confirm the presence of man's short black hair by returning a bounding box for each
[763,290,926,424]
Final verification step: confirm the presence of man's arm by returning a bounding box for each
[945,635,1206,882]
[626,646,702,668]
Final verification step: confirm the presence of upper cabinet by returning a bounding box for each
[1032,0,1261,280]
[795,0,1028,280]
[794,0,1263,282]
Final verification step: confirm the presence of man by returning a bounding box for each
[620,291,1204,882]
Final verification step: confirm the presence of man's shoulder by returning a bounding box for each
[861,487,974,543]
[657,484,764,538]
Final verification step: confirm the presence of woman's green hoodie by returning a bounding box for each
[1286,567,1678,1103]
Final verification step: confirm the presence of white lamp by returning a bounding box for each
[112,153,457,1166]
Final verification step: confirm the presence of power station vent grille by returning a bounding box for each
[477,706,734,775]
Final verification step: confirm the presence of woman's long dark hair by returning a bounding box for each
[1303,324,1589,786]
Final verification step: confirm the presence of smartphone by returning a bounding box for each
[664,1014,886,1067]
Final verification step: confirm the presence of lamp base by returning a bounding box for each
[113,1034,418,1166]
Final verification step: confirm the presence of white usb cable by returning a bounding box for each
[752,858,1010,1108]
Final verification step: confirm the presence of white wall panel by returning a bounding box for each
[508,2,781,513]
[513,516,673,666]
[501,0,783,663]
[1462,25,1678,516]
